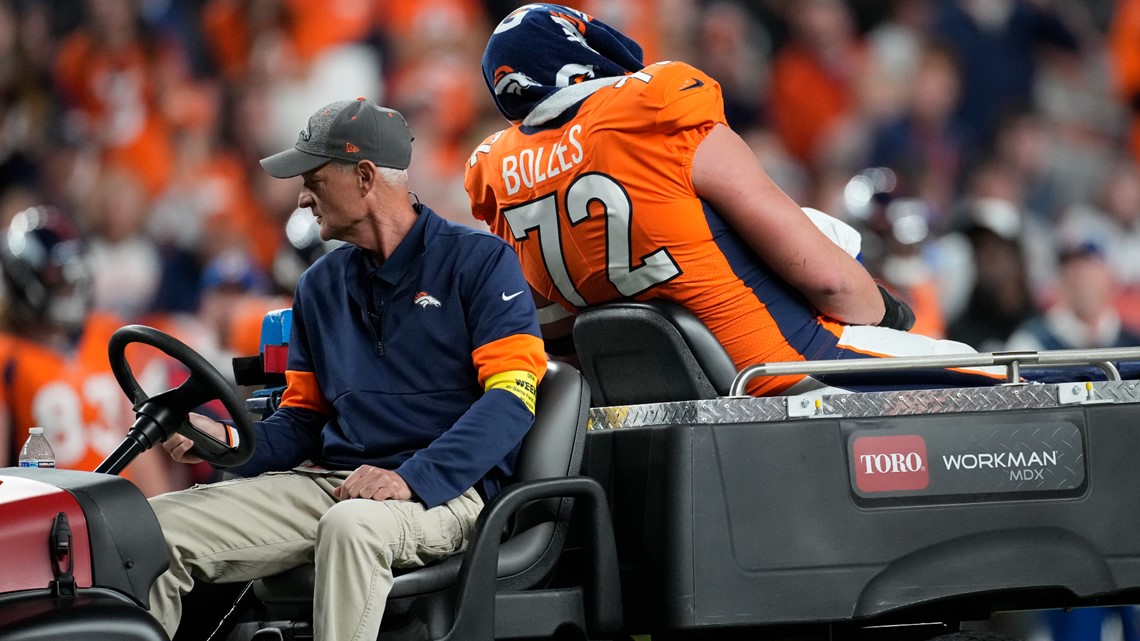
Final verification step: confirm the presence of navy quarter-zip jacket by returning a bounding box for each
[231,205,547,508]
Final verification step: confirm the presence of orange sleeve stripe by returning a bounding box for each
[280,370,333,413]
[472,334,547,387]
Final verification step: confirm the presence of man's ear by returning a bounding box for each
[356,160,377,194]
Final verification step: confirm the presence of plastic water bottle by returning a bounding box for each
[18,427,56,468]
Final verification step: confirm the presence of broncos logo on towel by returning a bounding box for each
[556,63,595,86]
[493,66,540,97]
[549,11,589,45]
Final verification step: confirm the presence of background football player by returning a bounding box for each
[0,205,183,495]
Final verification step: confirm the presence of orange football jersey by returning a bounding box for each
[466,61,845,394]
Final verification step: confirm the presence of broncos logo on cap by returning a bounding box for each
[493,66,540,97]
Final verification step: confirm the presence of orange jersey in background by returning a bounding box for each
[466,62,845,395]
[0,313,172,474]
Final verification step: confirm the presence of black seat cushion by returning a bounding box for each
[573,300,737,405]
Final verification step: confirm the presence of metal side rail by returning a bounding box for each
[731,346,1140,395]
[589,346,1140,431]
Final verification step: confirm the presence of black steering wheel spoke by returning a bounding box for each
[183,422,238,462]
[107,325,255,468]
[166,375,223,413]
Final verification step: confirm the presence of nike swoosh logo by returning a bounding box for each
[680,77,704,92]
[502,291,524,301]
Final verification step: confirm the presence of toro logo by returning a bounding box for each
[852,435,929,493]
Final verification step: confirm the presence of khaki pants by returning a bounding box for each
[147,470,483,641]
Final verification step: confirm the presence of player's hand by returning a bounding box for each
[334,465,412,501]
[162,412,225,465]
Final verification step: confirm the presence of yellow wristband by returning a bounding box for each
[485,370,539,414]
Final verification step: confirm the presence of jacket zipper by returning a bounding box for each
[365,288,385,357]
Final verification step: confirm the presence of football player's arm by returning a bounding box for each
[690,123,886,326]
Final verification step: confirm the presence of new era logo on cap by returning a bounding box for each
[259,97,414,178]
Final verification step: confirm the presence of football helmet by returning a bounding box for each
[0,206,92,332]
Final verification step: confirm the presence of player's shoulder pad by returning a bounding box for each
[642,61,718,98]
[468,128,510,168]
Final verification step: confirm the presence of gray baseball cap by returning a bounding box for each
[260,98,414,178]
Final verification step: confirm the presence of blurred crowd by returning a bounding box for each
[1,0,1140,636]
[3,0,1140,364]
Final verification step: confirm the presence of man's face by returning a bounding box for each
[298,162,363,243]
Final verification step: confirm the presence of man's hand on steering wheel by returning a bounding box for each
[163,413,226,465]
[107,325,254,468]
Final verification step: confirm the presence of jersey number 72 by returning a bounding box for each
[502,171,681,308]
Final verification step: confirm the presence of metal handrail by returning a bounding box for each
[728,347,1140,397]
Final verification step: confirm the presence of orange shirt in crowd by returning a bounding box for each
[203,0,374,79]
[54,32,176,197]
[228,297,295,359]
[195,152,280,270]
[768,43,862,165]
[1109,0,1140,166]
[575,0,662,66]
[373,0,483,47]
[900,279,946,340]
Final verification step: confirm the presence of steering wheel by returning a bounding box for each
[107,324,255,468]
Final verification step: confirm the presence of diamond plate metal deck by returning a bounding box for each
[587,380,1140,430]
